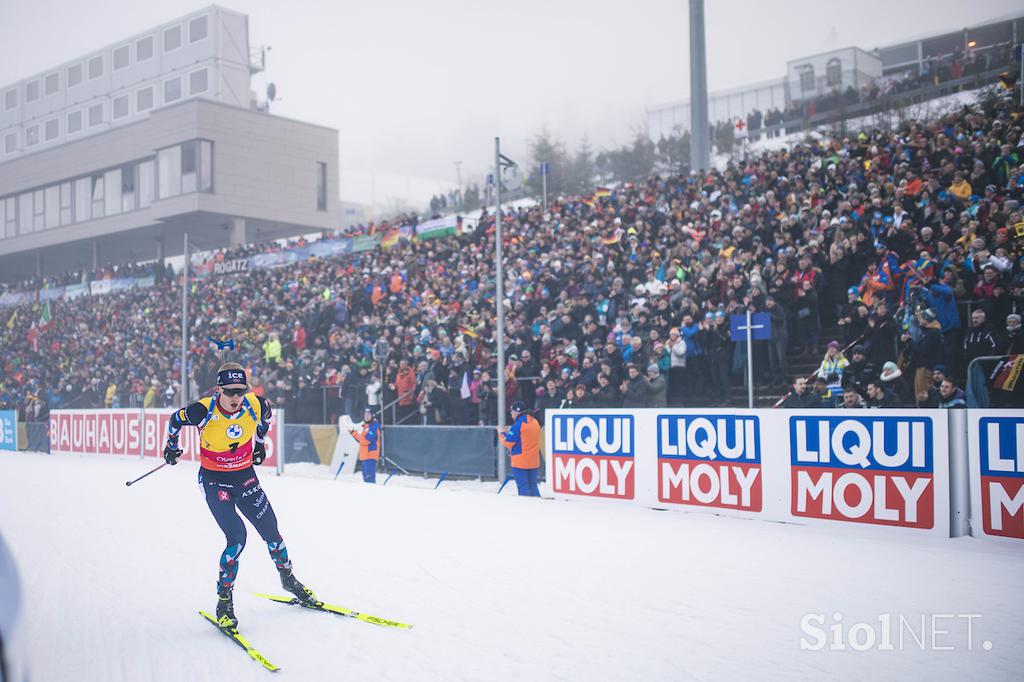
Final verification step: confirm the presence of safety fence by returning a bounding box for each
[545,408,1024,541]
[9,408,1020,541]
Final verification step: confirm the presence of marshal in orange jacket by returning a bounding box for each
[498,414,541,469]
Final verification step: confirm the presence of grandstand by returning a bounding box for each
[1,86,1022,423]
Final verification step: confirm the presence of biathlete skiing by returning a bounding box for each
[162,362,317,628]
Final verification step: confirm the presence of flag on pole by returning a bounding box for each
[5,309,16,330]
[497,154,521,192]
[38,301,52,331]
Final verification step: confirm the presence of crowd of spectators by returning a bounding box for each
[2,95,1024,424]
[745,44,1019,141]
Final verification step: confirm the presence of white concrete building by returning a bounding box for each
[0,6,343,282]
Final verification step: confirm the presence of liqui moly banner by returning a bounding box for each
[657,414,762,512]
[546,409,951,537]
[789,415,938,530]
[49,409,279,468]
[550,413,635,499]
[968,411,1024,540]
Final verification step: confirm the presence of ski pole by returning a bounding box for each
[125,462,168,487]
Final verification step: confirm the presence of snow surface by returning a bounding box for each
[1,450,1022,681]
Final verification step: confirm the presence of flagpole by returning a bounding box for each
[495,137,507,483]
[181,231,189,405]
[541,162,548,214]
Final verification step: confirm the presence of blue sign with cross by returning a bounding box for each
[730,313,772,342]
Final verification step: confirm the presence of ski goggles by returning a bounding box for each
[220,387,247,397]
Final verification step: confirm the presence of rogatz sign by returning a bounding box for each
[213,259,249,276]
[550,414,635,499]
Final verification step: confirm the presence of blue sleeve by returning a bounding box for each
[167,402,207,446]
[255,397,273,443]
[504,418,522,445]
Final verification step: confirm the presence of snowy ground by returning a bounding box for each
[1,451,1022,682]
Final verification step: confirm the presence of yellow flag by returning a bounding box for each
[5,309,16,329]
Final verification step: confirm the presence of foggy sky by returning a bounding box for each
[1,0,1021,211]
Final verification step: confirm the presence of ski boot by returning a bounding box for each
[215,583,237,629]
[279,568,319,606]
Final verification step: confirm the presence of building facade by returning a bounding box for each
[0,5,341,282]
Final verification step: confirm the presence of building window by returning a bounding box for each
[181,141,198,193]
[74,177,91,222]
[200,140,213,192]
[826,58,842,87]
[67,63,83,88]
[60,182,73,225]
[88,103,104,127]
[137,36,154,62]
[113,45,131,71]
[4,198,15,237]
[3,89,16,111]
[25,125,38,147]
[316,162,327,211]
[163,25,182,52]
[44,72,59,96]
[189,69,208,96]
[25,80,39,103]
[33,190,44,231]
[136,87,154,112]
[18,194,31,234]
[158,145,182,198]
[163,78,182,104]
[67,110,83,134]
[45,185,60,229]
[800,65,815,93]
[104,168,122,216]
[44,118,59,142]
[91,174,104,219]
[121,163,136,213]
[3,132,16,154]
[88,55,104,80]
[139,159,155,208]
[113,95,130,119]
[189,15,208,43]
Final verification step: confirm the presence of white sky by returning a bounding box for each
[1,0,1021,210]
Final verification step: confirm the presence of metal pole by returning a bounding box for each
[181,232,189,405]
[688,0,711,171]
[746,309,754,409]
[541,163,548,214]
[495,137,507,483]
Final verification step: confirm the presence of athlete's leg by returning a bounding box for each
[233,475,291,570]
[203,482,247,588]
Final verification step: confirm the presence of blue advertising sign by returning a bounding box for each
[730,313,772,342]
[0,410,17,451]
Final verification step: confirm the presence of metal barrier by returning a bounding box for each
[381,426,498,477]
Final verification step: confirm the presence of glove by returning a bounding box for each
[252,441,267,466]
[163,443,182,465]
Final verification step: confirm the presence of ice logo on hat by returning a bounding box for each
[226,424,243,440]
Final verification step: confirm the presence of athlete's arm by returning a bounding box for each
[166,402,208,448]
[255,397,273,444]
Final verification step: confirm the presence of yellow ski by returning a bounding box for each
[198,610,280,672]
[253,593,413,630]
